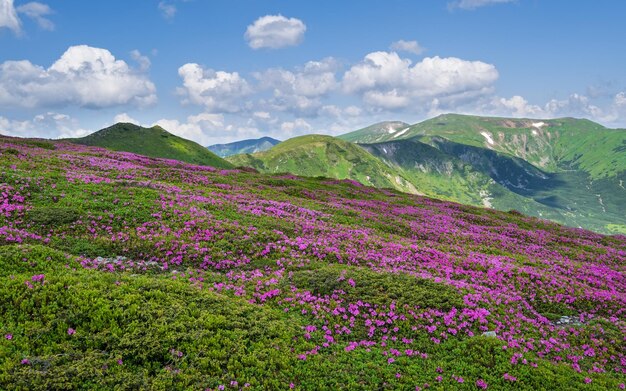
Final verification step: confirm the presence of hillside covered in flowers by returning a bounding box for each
[1,136,625,390]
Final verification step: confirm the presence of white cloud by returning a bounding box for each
[448,0,515,10]
[490,95,545,117]
[475,91,626,126]
[343,51,498,111]
[16,1,53,30]
[245,14,306,49]
[0,0,22,33]
[154,113,225,145]
[319,105,342,118]
[0,45,157,109]
[363,89,410,110]
[0,0,55,34]
[254,57,338,115]
[613,92,626,125]
[153,113,264,146]
[344,105,362,117]
[0,112,89,138]
[113,113,139,125]
[390,40,425,55]
[253,111,271,120]
[544,93,609,121]
[280,118,311,135]
[177,63,251,112]
[158,1,176,19]
[317,105,362,119]
[130,49,151,71]
[615,92,626,108]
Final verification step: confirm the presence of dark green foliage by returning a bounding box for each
[0,244,78,275]
[26,207,82,226]
[0,262,304,390]
[287,264,465,310]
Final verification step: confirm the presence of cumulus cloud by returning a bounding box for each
[158,1,176,19]
[0,0,22,33]
[614,92,626,108]
[254,57,338,115]
[280,118,311,135]
[544,93,603,119]
[362,89,410,110]
[0,112,89,138]
[153,113,264,146]
[253,111,271,120]
[317,105,363,119]
[448,0,515,10]
[113,113,139,125]
[343,51,498,111]
[245,14,306,49]
[177,63,251,112]
[130,50,151,71]
[488,95,545,117]
[0,45,157,109]
[16,1,53,30]
[154,113,226,145]
[390,40,425,55]
[0,0,55,34]
[475,91,626,126]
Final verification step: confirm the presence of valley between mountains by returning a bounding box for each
[224,114,626,235]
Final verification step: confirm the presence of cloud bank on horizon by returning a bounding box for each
[0,0,625,144]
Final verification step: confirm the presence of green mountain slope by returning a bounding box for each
[225,115,625,234]
[69,123,233,168]
[227,134,419,194]
[341,114,626,179]
[359,138,531,208]
[208,136,281,157]
[339,121,410,143]
[362,137,626,233]
[336,114,626,234]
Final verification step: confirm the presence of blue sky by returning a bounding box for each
[1,0,625,144]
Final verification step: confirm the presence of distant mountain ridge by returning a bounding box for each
[340,121,410,143]
[208,136,280,157]
[230,114,626,234]
[341,114,626,179]
[68,123,233,169]
[226,134,419,194]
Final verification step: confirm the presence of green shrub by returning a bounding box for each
[0,244,77,276]
[286,264,465,310]
[26,207,81,226]
[0,270,304,390]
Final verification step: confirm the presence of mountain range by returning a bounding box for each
[207,136,281,157]
[44,114,626,234]
[227,114,626,234]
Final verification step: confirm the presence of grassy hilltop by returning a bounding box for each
[69,123,233,169]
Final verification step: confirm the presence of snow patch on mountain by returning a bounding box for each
[480,131,494,145]
[393,127,410,138]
